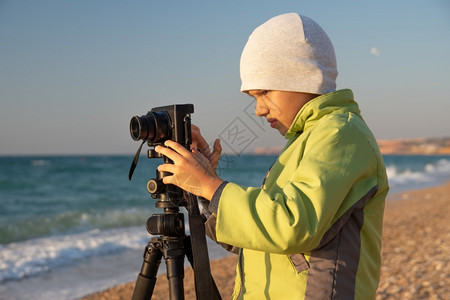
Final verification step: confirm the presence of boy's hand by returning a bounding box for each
[155,140,223,200]
[191,125,222,175]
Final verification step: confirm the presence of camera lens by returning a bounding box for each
[129,111,171,142]
[130,117,144,141]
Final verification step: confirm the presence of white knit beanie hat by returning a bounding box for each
[240,13,338,95]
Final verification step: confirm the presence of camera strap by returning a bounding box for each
[185,192,221,300]
[129,141,145,180]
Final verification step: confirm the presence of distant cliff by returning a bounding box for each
[253,146,284,155]
[377,137,450,155]
[253,137,450,155]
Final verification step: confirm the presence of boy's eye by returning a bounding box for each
[248,90,270,100]
[256,90,269,98]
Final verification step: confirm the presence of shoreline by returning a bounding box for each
[81,182,450,299]
[80,252,238,300]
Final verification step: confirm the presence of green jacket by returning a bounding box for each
[208,89,389,299]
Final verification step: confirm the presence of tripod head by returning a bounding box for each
[146,150,187,208]
[145,149,186,238]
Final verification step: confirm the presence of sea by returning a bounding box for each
[1,154,450,300]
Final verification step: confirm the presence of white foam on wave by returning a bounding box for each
[386,158,450,192]
[30,159,48,166]
[0,231,230,300]
[386,165,431,184]
[0,226,149,282]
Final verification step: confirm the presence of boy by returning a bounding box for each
[156,12,389,299]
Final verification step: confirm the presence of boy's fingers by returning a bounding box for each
[191,124,200,131]
[164,140,191,156]
[190,125,211,153]
[161,175,175,185]
[213,139,222,153]
[155,145,182,164]
[211,139,222,161]
[193,139,209,155]
[157,163,176,173]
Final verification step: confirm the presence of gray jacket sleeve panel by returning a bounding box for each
[201,181,239,254]
[208,180,229,215]
[204,214,240,254]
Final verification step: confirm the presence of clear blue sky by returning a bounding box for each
[1,0,449,155]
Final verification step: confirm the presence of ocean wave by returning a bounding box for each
[0,227,150,282]
[0,207,155,244]
[385,158,450,192]
[30,159,48,167]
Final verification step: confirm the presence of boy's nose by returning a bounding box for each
[255,100,269,117]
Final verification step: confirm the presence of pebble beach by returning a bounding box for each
[81,182,450,299]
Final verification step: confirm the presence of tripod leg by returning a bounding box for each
[132,239,163,300]
[164,238,186,300]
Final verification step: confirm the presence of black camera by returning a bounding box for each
[130,104,194,148]
[128,104,194,207]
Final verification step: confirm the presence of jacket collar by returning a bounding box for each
[285,89,360,139]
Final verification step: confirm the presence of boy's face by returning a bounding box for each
[248,90,317,136]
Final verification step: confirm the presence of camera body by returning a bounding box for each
[130,104,194,149]
[129,104,194,208]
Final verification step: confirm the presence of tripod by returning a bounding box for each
[131,153,221,300]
